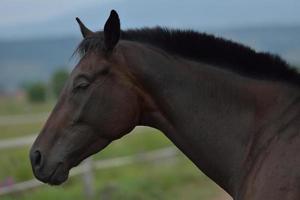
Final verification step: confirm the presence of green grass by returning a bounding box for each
[0,123,42,139]
[0,99,221,200]
[0,129,171,182]
[95,128,172,159]
[2,158,219,200]
[0,146,32,182]
[0,130,220,200]
[0,98,53,116]
[0,98,52,139]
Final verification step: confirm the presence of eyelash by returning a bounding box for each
[72,80,90,93]
[75,82,90,90]
[72,68,110,92]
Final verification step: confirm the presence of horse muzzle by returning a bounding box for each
[30,148,69,185]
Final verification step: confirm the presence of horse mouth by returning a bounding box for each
[45,163,69,185]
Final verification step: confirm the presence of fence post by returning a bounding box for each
[82,157,95,199]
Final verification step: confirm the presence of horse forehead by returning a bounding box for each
[76,53,108,71]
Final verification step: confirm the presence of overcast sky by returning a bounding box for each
[0,0,299,40]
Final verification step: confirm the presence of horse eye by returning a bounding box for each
[73,79,90,91]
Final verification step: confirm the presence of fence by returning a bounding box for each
[0,123,179,198]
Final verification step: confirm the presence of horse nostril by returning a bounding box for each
[31,150,43,169]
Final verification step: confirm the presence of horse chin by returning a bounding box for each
[46,164,70,185]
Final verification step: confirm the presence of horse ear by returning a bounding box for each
[76,17,94,38]
[103,10,120,51]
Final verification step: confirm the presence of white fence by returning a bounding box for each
[0,134,37,150]
[0,120,179,198]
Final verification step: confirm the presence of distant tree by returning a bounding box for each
[26,82,47,103]
[51,69,69,98]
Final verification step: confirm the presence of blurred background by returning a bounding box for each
[0,0,299,199]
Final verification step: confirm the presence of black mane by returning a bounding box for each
[76,27,300,85]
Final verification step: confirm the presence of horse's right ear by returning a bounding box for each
[103,10,121,52]
[76,17,94,38]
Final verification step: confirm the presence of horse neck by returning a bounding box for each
[119,41,299,195]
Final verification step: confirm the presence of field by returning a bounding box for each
[0,98,227,200]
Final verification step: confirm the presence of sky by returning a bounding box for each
[0,0,300,40]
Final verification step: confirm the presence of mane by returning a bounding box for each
[76,27,300,86]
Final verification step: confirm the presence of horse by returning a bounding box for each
[30,10,300,200]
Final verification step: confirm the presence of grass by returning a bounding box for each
[0,146,33,182]
[95,128,172,159]
[0,98,53,116]
[0,97,52,139]
[0,123,42,139]
[0,130,221,200]
[0,129,171,182]
[0,99,221,200]
[1,158,220,200]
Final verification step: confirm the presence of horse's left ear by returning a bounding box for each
[104,10,120,51]
[76,17,94,38]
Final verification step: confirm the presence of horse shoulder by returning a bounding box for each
[240,132,300,200]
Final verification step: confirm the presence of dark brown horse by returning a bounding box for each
[30,10,300,200]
